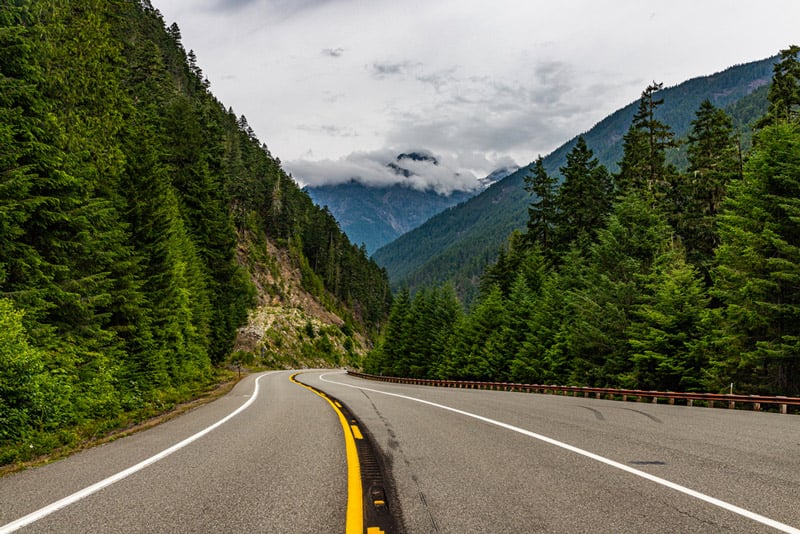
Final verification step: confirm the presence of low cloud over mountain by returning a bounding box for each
[287,148,517,195]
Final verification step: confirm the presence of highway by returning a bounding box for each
[1,369,799,533]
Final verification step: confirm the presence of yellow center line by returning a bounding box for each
[290,373,363,534]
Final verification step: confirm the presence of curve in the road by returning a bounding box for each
[319,371,800,534]
[289,372,364,533]
[291,372,399,534]
[0,372,277,534]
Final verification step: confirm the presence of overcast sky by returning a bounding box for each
[156,0,799,192]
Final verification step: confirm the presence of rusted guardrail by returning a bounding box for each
[346,371,800,414]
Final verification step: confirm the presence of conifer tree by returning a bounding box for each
[616,83,677,202]
[439,286,511,381]
[625,248,710,391]
[712,121,800,394]
[679,100,741,278]
[524,156,558,254]
[563,193,673,386]
[553,136,613,254]
[758,45,800,127]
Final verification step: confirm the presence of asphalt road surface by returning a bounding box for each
[2,369,799,533]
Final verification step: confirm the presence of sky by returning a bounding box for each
[156,0,800,193]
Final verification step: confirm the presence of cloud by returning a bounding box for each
[208,0,259,11]
[297,123,359,137]
[369,60,419,79]
[377,59,621,164]
[207,0,344,18]
[286,148,517,194]
[322,47,344,58]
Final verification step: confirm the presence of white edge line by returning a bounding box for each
[320,371,800,534]
[0,372,274,534]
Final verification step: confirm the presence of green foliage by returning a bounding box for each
[524,157,558,254]
[759,45,800,127]
[676,100,742,280]
[0,0,390,460]
[712,121,800,394]
[552,136,614,255]
[625,250,710,391]
[375,57,777,305]
[364,286,461,378]
[370,55,800,397]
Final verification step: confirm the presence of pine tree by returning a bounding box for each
[563,193,673,387]
[524,156,558,254]
[366,288,410,376]
[553,136,613,254]
[440,286,511,381]
[711,121,800,394]
[625,248,710,391]
[616,82,677,201]
[758,45,800,127]
[679,100,741,279]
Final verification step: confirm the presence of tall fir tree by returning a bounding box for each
[616,82,678,203]
[625,248,710,391]
[711,121,800,395]
[758,45,800,127]
[524,156,558,254]
[678,99,741,279]
[553,136,614,254]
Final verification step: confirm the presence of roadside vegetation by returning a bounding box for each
[0,1,390,467]
[366,47,800,398]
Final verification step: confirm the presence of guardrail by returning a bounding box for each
[346,371,800,415]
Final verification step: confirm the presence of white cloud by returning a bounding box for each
[286,148,516,194]
[157,0,800,191]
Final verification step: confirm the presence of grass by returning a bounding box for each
[0,369,242,477]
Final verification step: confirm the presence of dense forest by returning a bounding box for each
[0,0,390,464]
[366,46,800,398]
[373,57,777,304]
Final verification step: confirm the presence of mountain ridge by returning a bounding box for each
[372,55,778,302]
[305,165,517,253]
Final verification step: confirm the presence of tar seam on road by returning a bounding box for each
[0,371,277,534]
[320,371,800,534]
[291,373,399,534]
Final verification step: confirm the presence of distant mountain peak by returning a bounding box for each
[388,150,439,178]
[479,165,520,188]
[373,55,778,303]
[397,151,439,165]
[305,162,511,253]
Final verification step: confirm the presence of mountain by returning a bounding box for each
[0,0,390,464]
[305,155,517,253]
[306,182,475,254]
[372,56,777,302]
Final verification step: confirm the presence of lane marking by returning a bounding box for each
[0,372,276,534]
[290,373,363,534]
[320,372,800,534]
[351,425,364,440]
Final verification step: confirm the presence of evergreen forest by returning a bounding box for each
[0,0,390,464]
[373,56,777,304]
[365,46,800,399]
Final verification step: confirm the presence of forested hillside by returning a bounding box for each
[366,47,800,398]
[373,57,777,303]
[305,181,476,254]
[0,0,390,464]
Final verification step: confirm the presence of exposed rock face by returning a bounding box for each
[234,233,367,369]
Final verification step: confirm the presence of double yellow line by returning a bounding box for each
[290,374,380,534]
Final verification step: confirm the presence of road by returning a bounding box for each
[306,371,800,534]
[1,369,799,533]
[0,371,347,533]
